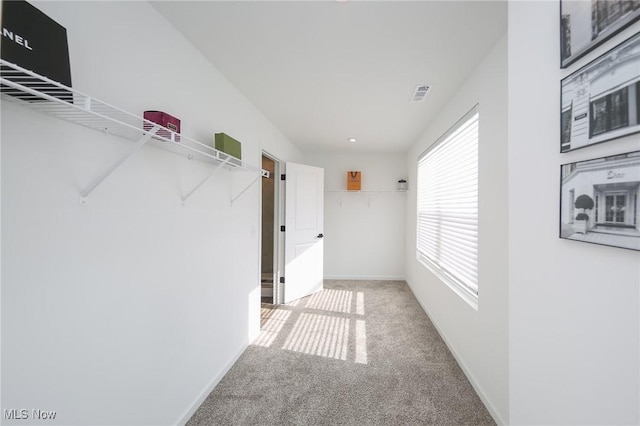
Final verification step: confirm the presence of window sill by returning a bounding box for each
[416,252,478,311]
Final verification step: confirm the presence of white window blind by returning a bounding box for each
[417,106,479,302]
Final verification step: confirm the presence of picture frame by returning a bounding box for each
[560,150,640,251]
[560,0,640,68]
[560,31,640,153]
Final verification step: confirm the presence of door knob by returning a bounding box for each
[317,233,324,238]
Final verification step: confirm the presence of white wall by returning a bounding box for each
[1,2,302,425]
[405,35,509,424]
[305,153,406,280]
[508,3,640,425]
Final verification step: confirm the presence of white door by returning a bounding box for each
[284,162,324,303]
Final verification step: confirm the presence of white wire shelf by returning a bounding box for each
[0,59,268,205]
[325,190,407,193]
[325,189,407,207]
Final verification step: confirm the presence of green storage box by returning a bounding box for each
[214,133,242,160]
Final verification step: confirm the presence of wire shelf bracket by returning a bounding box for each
[79,125,160,205]
[231,173,263,205]
[181,157,231,206]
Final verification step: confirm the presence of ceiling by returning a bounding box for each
[151,1,507,154]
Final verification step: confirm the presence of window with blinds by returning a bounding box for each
[416,105,479,306]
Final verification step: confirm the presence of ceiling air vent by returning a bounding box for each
[411,84,431,102]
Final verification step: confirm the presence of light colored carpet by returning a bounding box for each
[187,280,495,425]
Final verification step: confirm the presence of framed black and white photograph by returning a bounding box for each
[560,150,640,251]
[560,0,640,68]
[560,31,640,153]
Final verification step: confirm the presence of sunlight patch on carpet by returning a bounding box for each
[282,313,350,361]
[254,308,292,347]
[356,292,365,316]
[305,289,353,313]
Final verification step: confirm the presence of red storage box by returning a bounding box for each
[143,110,180,141]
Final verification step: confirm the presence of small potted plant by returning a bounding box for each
[574,194,594,234]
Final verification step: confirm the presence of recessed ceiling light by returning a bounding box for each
[348,138,357,143]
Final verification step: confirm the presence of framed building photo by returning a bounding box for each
[560,31,640,153]
[560,150,640,251]
[560,0,640,68]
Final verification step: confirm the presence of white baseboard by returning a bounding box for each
[176,342,248,426]
[405,280,507,426]
[324,275,406,281]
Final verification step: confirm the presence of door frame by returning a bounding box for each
[261,151,285,305]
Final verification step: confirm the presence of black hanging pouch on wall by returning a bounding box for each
[1,0,72,102]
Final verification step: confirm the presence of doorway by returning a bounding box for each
[261,153,281,305]
[260,157,324,309]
